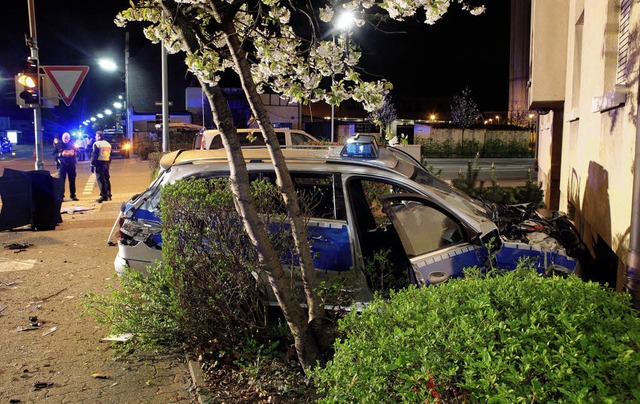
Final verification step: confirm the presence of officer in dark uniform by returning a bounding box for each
[52,132,79,201]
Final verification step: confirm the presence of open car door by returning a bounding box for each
[378,194,485,286]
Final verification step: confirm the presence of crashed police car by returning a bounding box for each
[113,135,580,304]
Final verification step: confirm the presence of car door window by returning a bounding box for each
[290,132,311,145]
[240,132,266,146]
[380,196,466,257]
[347,178,414,293]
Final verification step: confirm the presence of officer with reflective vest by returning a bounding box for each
[91,130,112,203]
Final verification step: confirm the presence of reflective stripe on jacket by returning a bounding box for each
[92,140,112,162]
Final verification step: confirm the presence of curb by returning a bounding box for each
[186,354,208,403]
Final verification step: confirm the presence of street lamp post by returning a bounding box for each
[330,11,355,143]
[25,0,44,170]
[125,31,132,141]
[97,32,130,139]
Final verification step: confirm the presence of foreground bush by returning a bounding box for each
[85,177,313,350]
[313,267,640,403]
[84,262,184,349]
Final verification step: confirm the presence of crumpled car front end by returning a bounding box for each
[113,187,164,275]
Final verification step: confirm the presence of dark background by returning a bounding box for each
[1,0,510,134]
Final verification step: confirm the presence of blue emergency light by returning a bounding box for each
[340,134,379,159]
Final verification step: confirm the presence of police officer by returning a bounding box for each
[53,132,79,201]
[91,130,112,203]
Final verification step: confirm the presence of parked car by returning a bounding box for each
[102,130,131,158]
[194,128,320,150]
[113,135,579,306]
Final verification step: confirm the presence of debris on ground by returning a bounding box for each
[40,288,68,302]
[3,243,33,251]
[33,381,54,390]
[91,373,110,379]
[2,281,18,286]
[61,206,95,215]
[42,327,57,336]
[28,316,41,327]
[101,333,134,342]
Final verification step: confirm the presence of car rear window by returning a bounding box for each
[104,133,125,145]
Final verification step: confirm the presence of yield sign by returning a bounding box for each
[42,66,90,106]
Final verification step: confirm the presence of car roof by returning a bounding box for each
[202,128,314,135]
[159,146,400,171]
[168,122,203,130]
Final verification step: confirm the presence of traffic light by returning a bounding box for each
[15,58,40,107]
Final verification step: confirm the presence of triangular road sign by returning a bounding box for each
[42,66,90,106]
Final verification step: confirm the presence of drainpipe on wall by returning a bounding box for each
[625,87,640,309]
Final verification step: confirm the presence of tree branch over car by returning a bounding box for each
[114,0,485,372]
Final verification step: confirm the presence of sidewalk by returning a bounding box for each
[0,157,195,402]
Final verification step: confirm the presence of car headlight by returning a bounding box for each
[122,143,132,151]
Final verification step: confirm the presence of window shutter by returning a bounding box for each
[616,0,632,84]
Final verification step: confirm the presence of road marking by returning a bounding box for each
[83,173,96,195]
[0,258,37,273]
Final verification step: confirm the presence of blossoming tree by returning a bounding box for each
[115,0,485,371]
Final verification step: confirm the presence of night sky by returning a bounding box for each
[1,0,510,132]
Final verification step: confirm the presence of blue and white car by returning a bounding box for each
[113,135,579,304]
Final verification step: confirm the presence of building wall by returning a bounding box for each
[528,0,569,107]
[531,0,639,290]
[509,0,532,112]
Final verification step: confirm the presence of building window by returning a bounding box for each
[592,0,629,112]
[616,0,631,85]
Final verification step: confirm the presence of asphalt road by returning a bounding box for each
[2,144,537,185]
[426,157,536,184]
[0,148,195,402]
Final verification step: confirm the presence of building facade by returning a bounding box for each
[528,0,639,296]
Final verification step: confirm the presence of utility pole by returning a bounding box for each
[125,31,132,141]
[26,0,44,170]
[161,40,169,152]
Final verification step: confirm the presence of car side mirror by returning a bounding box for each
[480,229,502,254]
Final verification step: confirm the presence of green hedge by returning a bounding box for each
[420,137,534,159]
[312,267,640,403]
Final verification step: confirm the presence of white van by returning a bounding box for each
[194,128,320,150]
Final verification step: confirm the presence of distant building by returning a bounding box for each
[527,0,638,296]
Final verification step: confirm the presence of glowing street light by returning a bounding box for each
[97,58,117,72]
[335,10,355,31]
[98,48,131,140]
[330,11,356,143]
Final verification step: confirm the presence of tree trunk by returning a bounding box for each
[218,15,330,364]
[160,0,326,371]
